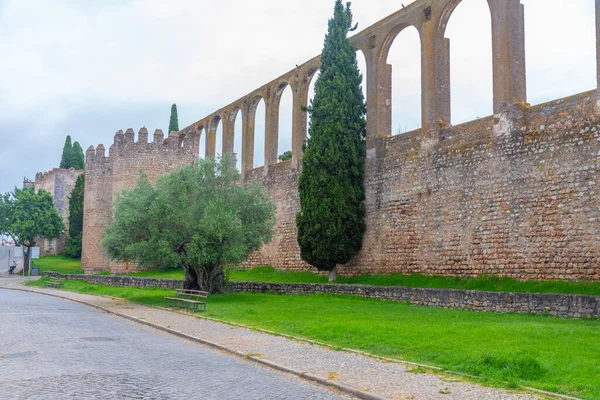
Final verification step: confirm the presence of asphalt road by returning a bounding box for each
[0,289,350,400]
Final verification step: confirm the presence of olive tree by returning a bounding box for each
[102,155,276,292]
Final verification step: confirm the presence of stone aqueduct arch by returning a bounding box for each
[180,0,600,175]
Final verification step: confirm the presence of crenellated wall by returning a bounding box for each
[81,128,198,273]
[31,168,83,255]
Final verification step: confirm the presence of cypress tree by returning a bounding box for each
[64,174,84,258]
[169,104,179,133]
[296,0,366,282]
[71,141,85,170]
[59,136,73,168]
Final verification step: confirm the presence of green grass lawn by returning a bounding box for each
[33,255,83,274]
[27,277,600,399]
[128,265,600,297]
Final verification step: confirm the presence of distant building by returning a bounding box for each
[24,168,84,255]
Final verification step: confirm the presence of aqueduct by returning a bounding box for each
[84,0,600,279]
[180,0,599,174]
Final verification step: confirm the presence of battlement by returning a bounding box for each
[86,128,196,167]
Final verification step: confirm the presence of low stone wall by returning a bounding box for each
[44,272,600,318]
[44,272,182,290]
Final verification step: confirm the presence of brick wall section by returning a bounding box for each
[81,129,197,273]
[44,272,600,318]
[33,168,84,255]
[245,91,600,281]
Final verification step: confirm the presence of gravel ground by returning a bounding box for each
[0,277,540,400]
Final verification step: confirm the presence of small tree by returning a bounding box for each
[296,0,366,282]
[169,103,179,133]
[59,136,73,169]
[71,141,85,170]
[102,155,276,292]
[64,174,84,258]
[0,187,64,272]
[278,151,292,161]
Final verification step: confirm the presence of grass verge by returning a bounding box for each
[34,255,83,274]
[27,277,600,399]
[128,265,600,297]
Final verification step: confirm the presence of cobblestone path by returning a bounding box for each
[0,289,350,400]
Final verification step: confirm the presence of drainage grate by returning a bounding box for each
[81,337,115,342]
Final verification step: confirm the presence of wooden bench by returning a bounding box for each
[45,277,65,288]
[166,289,208,312]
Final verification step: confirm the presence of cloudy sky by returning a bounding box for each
[0,0,596,195]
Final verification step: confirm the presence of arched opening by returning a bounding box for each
[385,25,422,135]
[307,69,320,140]
[357,49,367,108]
[522,0,595,104]
[277,84,293,161]
[215,118,223,158]
[444,0,493,124]
[233,109,243,171]
[198,127,206,159]
[253,98,266,168]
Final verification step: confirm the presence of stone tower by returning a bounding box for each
[81,128,198,273]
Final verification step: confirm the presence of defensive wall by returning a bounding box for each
[29,168,83,255]
[177,0,600,281]
[81,128,198,273]
[82,0,600,281]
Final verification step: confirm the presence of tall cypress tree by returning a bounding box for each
[169,103,179,133]
[71,141,85,170]
[59,136,73,168]
[296,0,366,282]
[64,174,84,258]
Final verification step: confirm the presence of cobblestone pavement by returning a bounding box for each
[0,281,540,400]
[0,289,351,400]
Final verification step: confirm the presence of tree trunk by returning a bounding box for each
[328,266,337,282]
[182,265,200,290]
[197,261,224,293]
[208,261,224,293]
[23,246,30,275]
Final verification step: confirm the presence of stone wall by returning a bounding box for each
[44,272,600,319]
[244,92,600,282]
[33,168,83,255]
[81,128,198,273]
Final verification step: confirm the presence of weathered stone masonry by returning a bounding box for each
[83,0,600,281]
[81,128,198,273]
[44,273,600,319]
[28,168,83,255]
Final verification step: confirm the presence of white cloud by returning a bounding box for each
[0,0,596,194]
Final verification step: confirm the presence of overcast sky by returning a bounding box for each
[0,0,596,195]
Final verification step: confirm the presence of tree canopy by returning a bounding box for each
[296,0,366,282]
[102,155,276,292]
[169,103,179,133]
[64,174,85,258]
[0,187,64,272]
[59,136,85,170]
[278,151,292,161]
[71,141,85,170]
[59,136,73,169]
